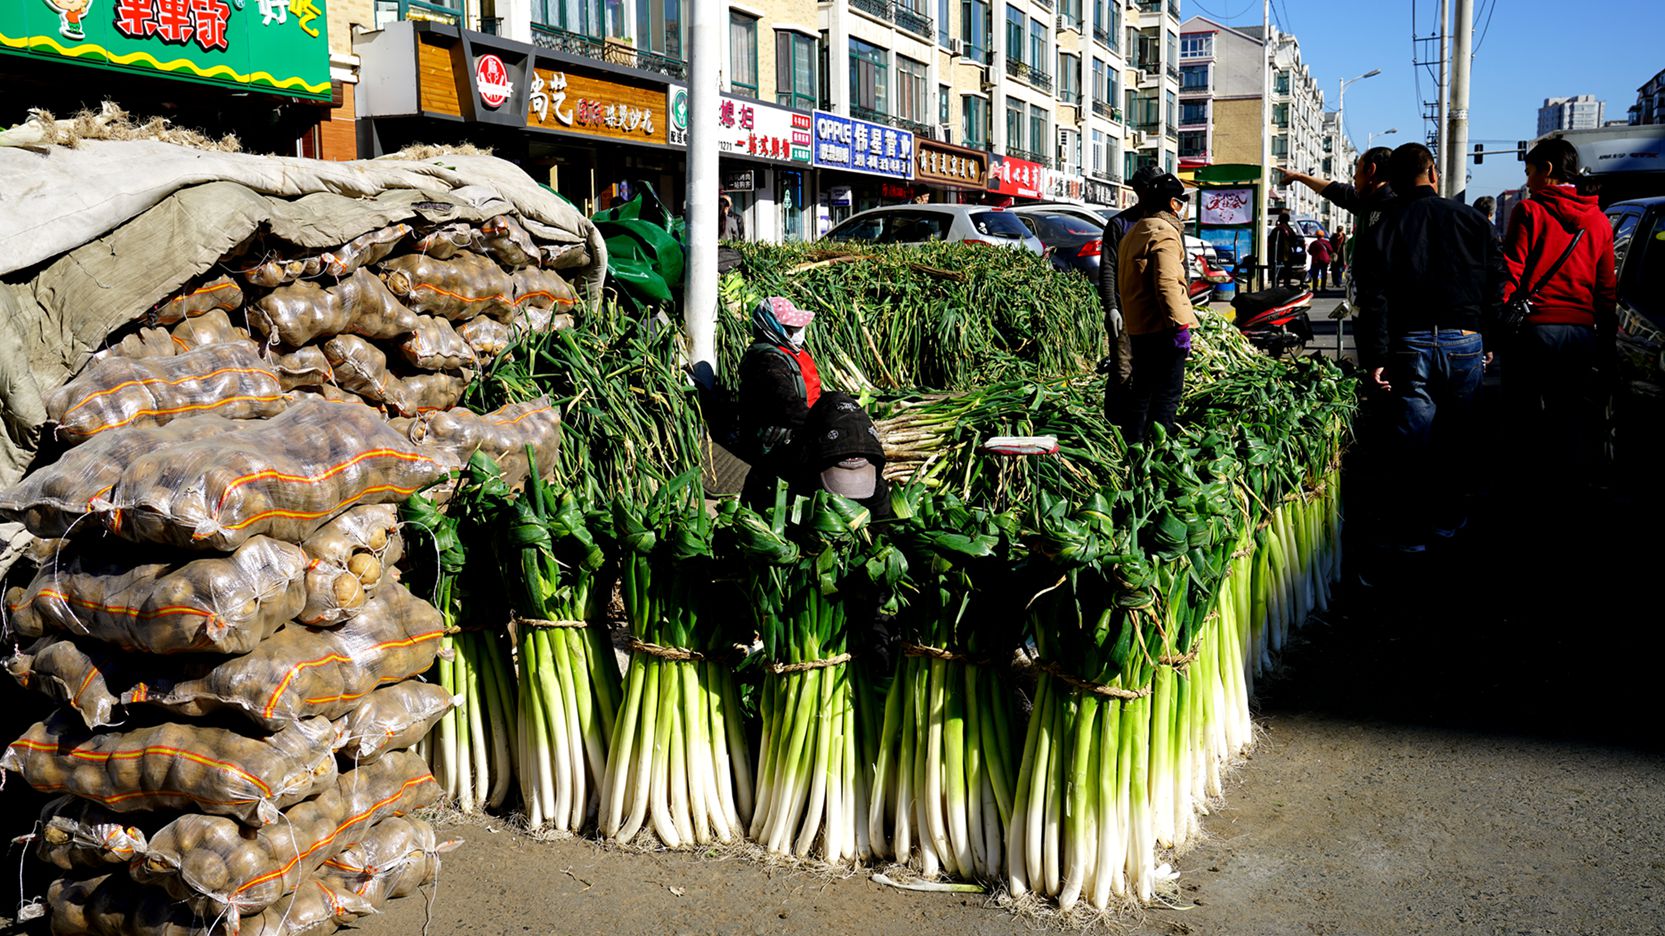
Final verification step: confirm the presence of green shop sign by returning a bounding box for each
[0,0,331,100]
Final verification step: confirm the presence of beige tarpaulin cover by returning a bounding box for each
[0,135,606,570]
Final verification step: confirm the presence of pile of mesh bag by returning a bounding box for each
[0,134,587,935]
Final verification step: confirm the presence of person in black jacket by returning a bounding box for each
[1097,164,1165,421]
[737,297,821,508]
[1280,147,1396,243]
[1352,143,1507,551]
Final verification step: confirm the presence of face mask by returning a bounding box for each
[787,327,806,348]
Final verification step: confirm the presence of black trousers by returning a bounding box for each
[1118,333,1188,444]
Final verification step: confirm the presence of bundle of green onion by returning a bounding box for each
[599,474,753,847]
[866,487,1024,882]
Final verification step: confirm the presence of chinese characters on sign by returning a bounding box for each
[987,154,1044,199]
[527,66,664,143]
[111,0,232,51]
[914,140,988,189]
[810,111,914,180]
[1200,187,1254,225]
[667,89,813,164]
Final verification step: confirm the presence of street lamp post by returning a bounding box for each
[1337,67,1381,161]
[1368,127,1399,149]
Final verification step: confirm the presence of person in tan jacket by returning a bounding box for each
[1115,171,1198,443]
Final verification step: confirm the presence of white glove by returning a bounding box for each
[1106,307,1124,335]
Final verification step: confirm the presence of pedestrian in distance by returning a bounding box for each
[1499,138,1617,484]
[1353,142,1507,553]
[1115,171,1198,445]
[1473,195,1503,248]
[1097,164,1166,423]
[1269,210,1304,286]
[1309,233,1333,292]
[1329,228,1347,284]
[719,193,746,240]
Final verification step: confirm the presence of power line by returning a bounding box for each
[1189,0,1256,20]
[1473,0,1497,54]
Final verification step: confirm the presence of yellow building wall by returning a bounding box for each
[1211,97,1263,167]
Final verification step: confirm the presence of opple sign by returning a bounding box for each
[475,54,513,109]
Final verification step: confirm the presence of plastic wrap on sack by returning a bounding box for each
[457,315,513,358]
[98,399,450,550]
[7,536,308,655]
[510,266,579,314]
[320,224,412,278]
[541,241,592,271]
[35,795,154,871]
[297,505,401,627]
[7,637,124,728]
[479,215,540,267]
[379,252,514,321]
[173,311,254,354]
[321,815,458,903]
[241,253,324,289]
[335,681,454,764]
[249,268,420,347]
[134,751,439,918]
[0,415,234,537]
[406,399,560,491]
[387,372,467,417]
[2,713,340,827]
[412,222,478,260]
[321,335,396,405]
[45,344,286,443]
[125,580,446,731]
[47,870,375,936]
[151,275,244,327]
[263,347,333,390]
[398,315,477,372]
[290,384,358,406]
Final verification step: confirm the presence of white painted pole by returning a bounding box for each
[1447,0,1473,202]
[1435,0,1449,189]
[1256,0,1270,290]
[685,0,721,379]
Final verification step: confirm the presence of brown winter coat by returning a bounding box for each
[1117,210,1198,337]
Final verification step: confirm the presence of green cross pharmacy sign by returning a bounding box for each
[0,0,331,100]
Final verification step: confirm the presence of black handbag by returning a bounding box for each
[1498,226,1585,337]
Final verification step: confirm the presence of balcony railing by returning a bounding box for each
[1092,99,1110,118]
[531,24,688,79]
[1166,63,1180,80]
[893,115,937,139]
[478,16,502,34]
[1092,25,1112,48]
[1136,0,1160,11]
[1006,147,1052,167]
[1164,125,1178,140]
[851,104,889,124]
[1090,170,1123,185]
[1058,90,1082,106]
[1005,58,1053,94]
[1033,0,1054,10]
[850,0,935,39]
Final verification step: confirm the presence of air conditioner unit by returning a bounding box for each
[1130,130,1147,147]
[938,123,952,143]
[1055,14,1067,30]
[948,37,965,57]
[979,75,996,93]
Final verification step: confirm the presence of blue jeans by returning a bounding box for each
[1385,329,1486,544]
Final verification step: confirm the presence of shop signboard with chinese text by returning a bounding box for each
[811,110,914,180]
[668,88,812,164]
[1043,168,1086,203]
[987,154,1044,199]
[1200,187,1254,225]
[527,63,668,146]
[0,0,330,99]
[1083,178,1118,206]
[914,139,987,189]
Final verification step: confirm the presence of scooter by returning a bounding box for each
[1231,284,1315,356]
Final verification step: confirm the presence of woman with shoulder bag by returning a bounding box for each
[1499,138,1617,480]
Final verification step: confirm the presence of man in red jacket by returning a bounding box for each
[1500,138,1618,480]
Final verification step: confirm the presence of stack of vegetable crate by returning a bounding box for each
[0,208,577,934]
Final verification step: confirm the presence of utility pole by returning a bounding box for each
[684,0,720,380]
[1256,0,1271,290]
[1447,0,1473,202]
[1435,0,1448,186]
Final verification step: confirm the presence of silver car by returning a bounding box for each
[822,204,1044,255]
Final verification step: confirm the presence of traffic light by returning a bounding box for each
[1474,143,1484,165]
[1516,140,1528,161]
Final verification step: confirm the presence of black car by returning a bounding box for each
[1604,196,1665,463]
[1017,211,1104,277]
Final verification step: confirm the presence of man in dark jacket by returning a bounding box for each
[1097,164,1164,421]
[1280,146,1397,243]
[1353,143,1507,550]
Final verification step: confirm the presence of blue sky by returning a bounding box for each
[1186,0,1664,202]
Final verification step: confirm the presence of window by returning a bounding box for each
[1179,33,1211,58]
[729,13,758,98]
[1029,103,1049,160]
[1274,70,1290,94]
[1107,137,1120,178]
[1180,63,1208,92]
[1165,151,1174,173]
[1006,101,1024,151]
[1059,52,1080,101]
[1092,59,1105,103]
[897,56,928,124]
[939,83,950,125]
[1180,99,1206,126]
[963,95,990,147]
[1030,18,1046,75]
[1165,30,1177,67]
[775,31,817,110]
[938,0,950,46]
[962,0,989,61]
[1272,134,1289,157]
[1060,0,1079,26]
[1092,129,1105,172]
[1165,89,1176,129]
[1006,6,1024,64]
[1178,130,1206,158]
[849,38,887,116]
[1272,102,1289,128]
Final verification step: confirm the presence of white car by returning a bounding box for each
[822,205,1044,254]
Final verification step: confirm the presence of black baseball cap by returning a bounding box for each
[1137,171,1187,206]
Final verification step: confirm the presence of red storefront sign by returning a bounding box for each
[988,154,1045,199]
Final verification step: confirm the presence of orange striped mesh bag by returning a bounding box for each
[47,869,378,936]
[457,314,513,357]
[123,580,446,732]
[398,315,477,372]
[44,343,286,443]
[34,794,154,871]
[334,682,454,765]
[296,504,403,628]
[248,268,420,347]
[1,713,340,827]
[263,346,333,390]
[133,751,439,919]
[320,815,459,903]
[149,274,245,327]
[97,399,451,551]
[406,398,561,493]
[6,536,308,655]
[379,251,514,322]
[6,637,125,729]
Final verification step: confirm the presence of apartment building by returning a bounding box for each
[1123,0,1182,181]
[1318,110,1357,233]
[1177,16,1325,221]
[1630,68,1665,126]
[1537,95,1605,136]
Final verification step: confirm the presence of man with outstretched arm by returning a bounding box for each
[1278,146,1397,242]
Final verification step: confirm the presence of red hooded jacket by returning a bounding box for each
[1500,185,1616,328]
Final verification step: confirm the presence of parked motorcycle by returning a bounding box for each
[1231,285,1315,356]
